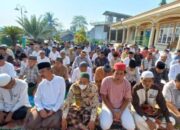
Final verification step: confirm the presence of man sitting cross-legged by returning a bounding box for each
[132,71,174,130]
[24,62,66,129]
[0,73,30,127]
[99,62,135,130]
[61,72,99,130]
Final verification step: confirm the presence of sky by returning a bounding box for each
[0,0,175,30]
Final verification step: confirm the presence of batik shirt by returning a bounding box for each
[62,82,100,121]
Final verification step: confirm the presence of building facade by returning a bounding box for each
[88,11,131,41]
[110,1,180,50]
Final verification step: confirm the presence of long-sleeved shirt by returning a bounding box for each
[0,62,16,78]
[71,67,92,83]
[168,63,180,81]
[19,65,39,84]
[49,51,60,61]
[0,79,30,112]
[149,68,168,85]
[132,83,170,122]
[95,57,109,67]
[62,82,99,121]
[126,67,140,83]
[72,56,92,69]
[34,75,66,112]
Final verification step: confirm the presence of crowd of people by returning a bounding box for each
[0,41,179,130]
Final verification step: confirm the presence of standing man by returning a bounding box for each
[0,73,30,127]
[132,71,174,130]
[100,63,135,130]
[24,62,66,129]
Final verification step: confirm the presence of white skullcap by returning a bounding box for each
[141,71,154,78]
[0,73,11,87]
[60,50,65,54]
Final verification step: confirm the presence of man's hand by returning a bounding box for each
[5,112,13,123]
[88,121,95,130]
[166,122,174,130]
[176,113,180,118]
[113,111,122,122]
[146,119,156,130]
[47,111,54,117]
[0,112,5,123]
[61,118,67,130]
[39,109,48,118]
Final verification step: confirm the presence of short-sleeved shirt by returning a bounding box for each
[163,81,180,109]
[100,76,132,108]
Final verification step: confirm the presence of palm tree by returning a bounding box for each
[1,26,23,46]
[17,15,52,41]
[44,12,59,28]
[71,16,88,32]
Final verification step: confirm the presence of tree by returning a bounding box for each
[17,15,52,42]
[43,12,64,39]
[0,26,23,46]
[70,16,88,32]
[44,12,59,28]
[74,28,87,45]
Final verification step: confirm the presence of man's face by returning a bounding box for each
[28,60,36,67]
[2,79,14,89]
[79,77,89,85]
[156,68,164,73]
[80,52,86,58]
[80,66,87,72]
[100,53,105,59]
[129,54,134,59]
[147,54,152,59]
[0,49,6,55]
[141,78,154,89]
[113,70,125,81]
[52,48,56,52]
[105,71,112,77]
[54,61,62,67]
[60,53,65,58]
[39,68,50,79]
[40,53,45,58]
[0,60,5,66]
[161,56,167,62]
[175,81,180,90]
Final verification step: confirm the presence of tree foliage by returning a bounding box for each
[0,26,23,46]
[17,15,52,41]
[70,16,88,32]
[74,28,87,44]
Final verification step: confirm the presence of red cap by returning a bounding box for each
[114,62,126,71]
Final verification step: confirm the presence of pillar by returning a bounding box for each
[115,29,118,42]
[126,27,130,43]
[176,34,180,50]
[154,24,160,46]
[134,26,138,42]
[148,24,156,48]
[109,29,111,42]
[122,28,126,43]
